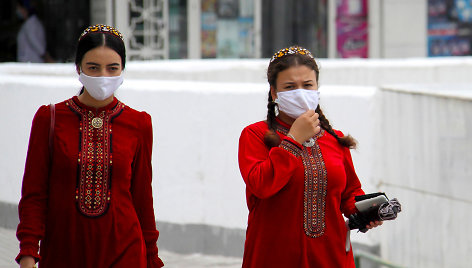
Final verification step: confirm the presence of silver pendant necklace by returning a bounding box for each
[303,138,316,147]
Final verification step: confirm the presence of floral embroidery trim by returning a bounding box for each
[280,139,302,157]
[67,99,124,217]
[301,140,327,237]
[276,124,327,238]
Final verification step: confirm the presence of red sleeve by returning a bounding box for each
[238,123,303,199]
[337,131,365,217]
[130,112,164,268]
[16,105,51,264]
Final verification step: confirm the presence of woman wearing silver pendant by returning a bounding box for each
[238,46,382,268]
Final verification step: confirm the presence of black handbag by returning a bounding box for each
[348,192,402,233]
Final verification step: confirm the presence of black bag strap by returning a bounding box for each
[49,103,55,161]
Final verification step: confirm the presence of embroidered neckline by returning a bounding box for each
[274,121,327,238]
[71,96,119,113]
[67,98,125,217]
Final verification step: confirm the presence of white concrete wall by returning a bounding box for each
[1,59,471,267]
[3,56,472,86]
[372,85,472,268]
[0,69,376,230]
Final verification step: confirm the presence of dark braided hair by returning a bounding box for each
[264,91,281,148]
[264,46,357,149]
[316,107,357,149]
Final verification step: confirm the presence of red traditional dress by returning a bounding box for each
[16,96,164,267]
[238,119,365,268]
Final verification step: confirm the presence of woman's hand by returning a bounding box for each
[19,256,36,268]
[366,221,383,229]
[287,110,320,144]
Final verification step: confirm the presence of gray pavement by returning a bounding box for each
[0,227,242,268]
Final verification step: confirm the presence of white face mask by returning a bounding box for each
[78,72,123,101]
[275,89,320,119]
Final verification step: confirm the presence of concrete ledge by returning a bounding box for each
[1,201,382,265]
[0,200,245,257]
[352,243,381,268]
[0,202,18,230]
[157,221,244,258]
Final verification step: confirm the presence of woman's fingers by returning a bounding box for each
[366,221,383,229]
[288,111,321,143]
[304,109,316,117]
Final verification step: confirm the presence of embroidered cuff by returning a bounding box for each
[279,139,302,157]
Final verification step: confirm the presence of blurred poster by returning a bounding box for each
[428,0,472,56]
[454,0,472,22]
[201,0,255,58]
[202,0,217,12]
[336,0,368,58]
[202,12,217,58]
[217,20,239,58]
[218,0,239,18]
[239,17,254,58]
[239,0,254,17]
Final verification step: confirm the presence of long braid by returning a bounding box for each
[316,106,357,149]
[264,92,282,148]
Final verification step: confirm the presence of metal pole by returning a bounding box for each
[327,0,336,58]
[187,0,201,59]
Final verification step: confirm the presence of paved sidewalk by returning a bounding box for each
[0,227,242,268]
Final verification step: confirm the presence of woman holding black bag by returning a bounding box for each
[238,46,383,267]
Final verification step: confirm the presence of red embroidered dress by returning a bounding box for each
[16,96,164,267]
[238,120,365,268]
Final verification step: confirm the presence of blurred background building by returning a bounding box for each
[1,0,472,62]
